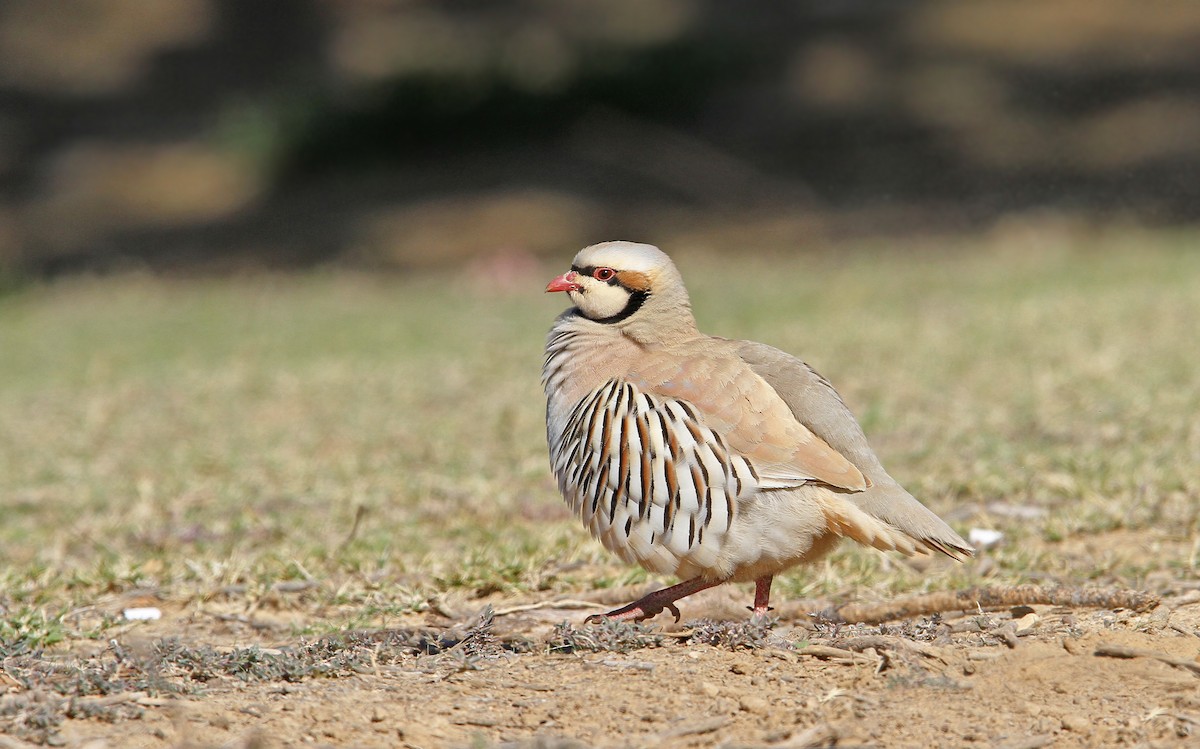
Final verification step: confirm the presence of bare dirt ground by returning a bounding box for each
[21,531,1198,749]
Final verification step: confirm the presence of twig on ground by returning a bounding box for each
[657,716,728,739]
[217,580,316,596]
[1167,590,1200,608]
[798,644,877,665]
[1094,643,1200,677]
[993,735,1055,749]
[492,600,607,616]
[336,504,368,554]
[74,691,149,708]
[202,611,281,631]
[824,635,947,662]
[789,723,840,748]
[819,585,1160,624]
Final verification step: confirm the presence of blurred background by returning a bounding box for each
[1,0,1198,279]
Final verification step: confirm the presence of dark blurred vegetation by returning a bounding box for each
[1,0,1198,276]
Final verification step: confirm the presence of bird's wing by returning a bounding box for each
[733,340,884,473]
[735,340,973,560]
[625,344,868,493]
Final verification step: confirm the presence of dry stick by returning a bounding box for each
[74,691,149,708]
[798,644,876,664]
[336,504,368,554]
[492,600,607,616]
[657,716,729,739]
[789,723,840,748]
[825,635,947,662]
[1094,643,1200,677]
[994,736,1055,749]
[819,584,1160,625]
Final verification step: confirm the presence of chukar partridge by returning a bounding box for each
[543,242,972,622]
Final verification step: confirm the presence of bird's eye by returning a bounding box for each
[593,267,616,282]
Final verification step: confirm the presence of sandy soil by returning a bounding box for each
[29,572,1200,749]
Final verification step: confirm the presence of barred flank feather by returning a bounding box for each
[546,375,752,573]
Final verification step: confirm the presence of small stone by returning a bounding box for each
[739,696,769,715]
[700,682,721,698]
[968,528,1004,549]
[1014,613,1040,636]
[1061,714,1091,733]
[763,728,792,742]
[1035,716,1059,734]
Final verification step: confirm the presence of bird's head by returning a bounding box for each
[546,241,697,342]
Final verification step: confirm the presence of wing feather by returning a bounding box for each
[626,349,868,492]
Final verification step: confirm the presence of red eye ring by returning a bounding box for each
[593,267,616,281]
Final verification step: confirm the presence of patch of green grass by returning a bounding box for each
[1,226,1198,634]
[0,609,71,653]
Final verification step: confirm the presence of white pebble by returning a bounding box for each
[968,528,1004,549]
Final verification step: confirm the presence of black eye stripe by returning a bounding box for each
[572,265,621,286]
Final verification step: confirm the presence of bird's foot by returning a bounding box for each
[586,599,681,624]
[748,608,776,628]
[583,577,718,624]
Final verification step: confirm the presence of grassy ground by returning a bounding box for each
[1,225,1198,745]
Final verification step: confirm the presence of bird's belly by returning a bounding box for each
[714,486,841,582]
[560,481,843,584]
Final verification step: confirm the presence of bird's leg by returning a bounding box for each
[750,575,774,618]
[587,577,720,623]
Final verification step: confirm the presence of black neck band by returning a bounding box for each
[587,290,649,325]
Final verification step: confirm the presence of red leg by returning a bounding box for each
[587,577,721,623]
[751,575,773,618]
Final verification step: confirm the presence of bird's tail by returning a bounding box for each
[813,492,973,561]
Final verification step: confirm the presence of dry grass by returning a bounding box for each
[1,225,1198,653]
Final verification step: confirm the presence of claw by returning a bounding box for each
[665,602,681,622]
